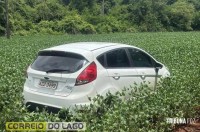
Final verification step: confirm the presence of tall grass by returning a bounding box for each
[0,32,200,131]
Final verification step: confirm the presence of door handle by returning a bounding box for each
[140,72,146,80]
[113,73,120,80]
[141,75,145,80]
[113,76,120,80]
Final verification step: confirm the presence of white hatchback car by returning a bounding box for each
[23,42,170,111]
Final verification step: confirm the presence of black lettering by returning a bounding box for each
[78,123,84,129]
[66,123,72,130]
[38,123,44,129]
[52,84,56,89]
[8,123,13,129]
[19,123,24,129]
[25,123,30,129]
[31,123,36,129]
[13,123,18,129]
[62,123,67,129]
[45,82,48,87]
[73,123,78,129]
[54,123,59,129]
[48,123,54,129]
[40,81,45,86]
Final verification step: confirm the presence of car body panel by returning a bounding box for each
[23,42,170,111]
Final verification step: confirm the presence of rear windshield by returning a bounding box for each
[31,51,88,73]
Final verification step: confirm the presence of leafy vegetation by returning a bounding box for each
[1,0,200,35]
[0,32,200,131]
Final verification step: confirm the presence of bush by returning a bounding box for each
[0,25,5,36]
[10,12,35,35]
[37,21,55,29]
[165,0,195,31]
[1,79,199,131]
[88,16,127,33]
[96,24,113,33]
[80,23,96,34]
[14,30,30,36]
[58,15,96,34]
[68,76,199,131]
[35,21,63,35]
[192,11,200,30]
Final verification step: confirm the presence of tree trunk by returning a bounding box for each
[101,0,105,15]
[5,0,10,39]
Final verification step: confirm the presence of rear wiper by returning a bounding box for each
[45,69,70,73]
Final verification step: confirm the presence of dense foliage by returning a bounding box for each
[0,32,200,131]
[1,0,200,35]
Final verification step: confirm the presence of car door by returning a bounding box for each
[127,48,156,88]
[105,48,140,91]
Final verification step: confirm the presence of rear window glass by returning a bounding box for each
[31,51,88,73]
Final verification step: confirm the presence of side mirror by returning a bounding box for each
[155,67,159,73]
[154,62,162,73]
[154,62,162,91]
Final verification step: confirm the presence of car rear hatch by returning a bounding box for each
[27,50,88,97]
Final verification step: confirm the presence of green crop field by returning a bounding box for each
[0,32,200,131]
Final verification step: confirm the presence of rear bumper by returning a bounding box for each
[23,86,91,111]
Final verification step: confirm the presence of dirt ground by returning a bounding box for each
[174,123,200,132]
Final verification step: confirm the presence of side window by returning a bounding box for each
[106,49,130,68]
[97,55,105,67]
[128,48,154,67]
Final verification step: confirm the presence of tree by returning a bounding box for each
[35,0,66,22]
[60,0,70,5]
[125,0,168,31]
[97,0,117,14]
[24,0,40,8]
[166,0,195,31]
[0,0,5,35]
[166,0,177,5]
[5,0,10,38]
[188,0,200,11]
[192,11,200,30]
[69,0,96,13]
[1,0,200,36]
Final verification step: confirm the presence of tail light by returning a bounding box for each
[75,62,97,86]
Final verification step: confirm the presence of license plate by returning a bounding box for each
[38,80,58,89]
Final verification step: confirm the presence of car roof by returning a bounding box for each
[42,42,140,61]
[44,42,134,52]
